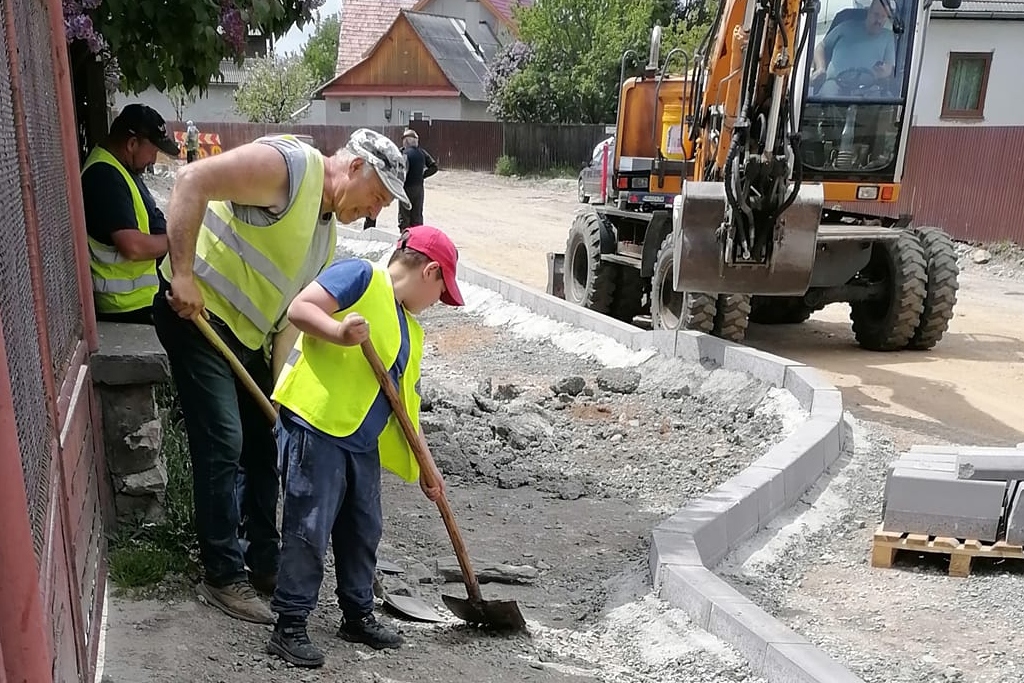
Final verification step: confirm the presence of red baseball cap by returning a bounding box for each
[398,226,464,306]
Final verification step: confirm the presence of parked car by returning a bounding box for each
[577,136,614,204]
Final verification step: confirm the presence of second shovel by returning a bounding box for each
[360,338,526,631]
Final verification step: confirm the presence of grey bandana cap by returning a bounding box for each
[346,128,411,209]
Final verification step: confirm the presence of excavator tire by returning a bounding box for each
[610,265,644,323]
[748,296,815,325]
[713,294,751,343]
[563,211,615,314]
[650,234,716,332]
[850,231,927,351]
[907,227,959,350]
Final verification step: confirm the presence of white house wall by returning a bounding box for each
[324,95,493,126]
[914,18,1023,127]
[113,84,247,123]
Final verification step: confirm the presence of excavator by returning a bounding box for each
[550,0,961,351]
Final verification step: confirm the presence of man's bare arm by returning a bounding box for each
[110,229,167,261]
[164,142,291,280]
[813,41,827,73]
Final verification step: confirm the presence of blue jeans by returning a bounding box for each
[271,415,383,621]
[152,293,280,586]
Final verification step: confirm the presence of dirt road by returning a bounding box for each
[370,169,1024,448]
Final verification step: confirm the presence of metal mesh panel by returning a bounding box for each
[0,0,53,560]
[15,0,81,374]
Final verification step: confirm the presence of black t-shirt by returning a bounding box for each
[403,146,437,188]
[81,162,167,246]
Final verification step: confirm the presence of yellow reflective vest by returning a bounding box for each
[159,135,336,350]
[272,265,424,482]
[84,146,160,314]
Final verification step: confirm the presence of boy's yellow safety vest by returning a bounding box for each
[272,265,424,482]
[159,135,336,350]
[83,146,160,314]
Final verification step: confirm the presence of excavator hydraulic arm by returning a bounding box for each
[673,0,825,295]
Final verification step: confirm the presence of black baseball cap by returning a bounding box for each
[110,104,180,156]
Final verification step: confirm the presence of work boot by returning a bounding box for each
[336,613,403,650]
[196,580,274,624]
[248,571,277,597]
[267,617,324,668]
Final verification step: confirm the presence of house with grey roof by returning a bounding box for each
[313,0,531,126]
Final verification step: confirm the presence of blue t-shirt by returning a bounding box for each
[823,20,895,82]
[280,259,411,454]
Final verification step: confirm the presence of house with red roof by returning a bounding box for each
[313,0,532,126]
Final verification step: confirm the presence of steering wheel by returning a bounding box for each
[831,66,882,95]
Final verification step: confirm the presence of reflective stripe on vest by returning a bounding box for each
[272,265,424,483]
[159,135,336,350]
[83,146,160,314]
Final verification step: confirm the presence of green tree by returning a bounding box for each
[233,54,317,123]
[487,0,709,123]
[166,85,198,121]
[300,12,340,85]
[63,0,327,94]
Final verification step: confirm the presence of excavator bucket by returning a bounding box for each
[672,181,824,295]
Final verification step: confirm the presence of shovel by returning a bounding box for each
[360,339,527,631]
[192,316,445,623]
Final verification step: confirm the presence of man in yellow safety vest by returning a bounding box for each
[82,103,180,323]
[152,128,412,625]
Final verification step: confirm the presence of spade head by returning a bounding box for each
[442,593,527,631]
[382,593,446,623]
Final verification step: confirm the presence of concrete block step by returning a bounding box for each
[956,448,1024,481]
[882,469,1006,542]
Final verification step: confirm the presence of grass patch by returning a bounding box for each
[528,163,579,179]
[494,154,519,176]
[494,156,578,180]
[107,383,199,591]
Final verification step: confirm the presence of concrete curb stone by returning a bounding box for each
[339,227,859,683]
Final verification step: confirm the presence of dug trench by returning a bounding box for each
[98,244,805,683]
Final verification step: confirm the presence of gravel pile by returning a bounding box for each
[954,240,1024,282]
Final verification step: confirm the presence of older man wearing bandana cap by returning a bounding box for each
[152,128,411,625]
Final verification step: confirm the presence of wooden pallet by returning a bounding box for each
[871,527,1024,577]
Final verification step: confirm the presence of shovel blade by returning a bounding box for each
[442,594,527,631]
[383,593,446,623]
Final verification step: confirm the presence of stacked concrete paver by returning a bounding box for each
[883,445,1024,543]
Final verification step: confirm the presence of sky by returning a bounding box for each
[272,1,339,56]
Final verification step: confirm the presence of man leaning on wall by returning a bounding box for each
[82,103,180,325]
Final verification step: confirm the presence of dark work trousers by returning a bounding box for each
[397,184,425,230]
[271,415,383,622]
[96,307,154,325]
[151,292,280,586]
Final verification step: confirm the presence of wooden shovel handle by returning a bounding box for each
[194,316,279,425]
[360,339,483,603]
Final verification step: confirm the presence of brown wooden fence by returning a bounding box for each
[167,119,609,173]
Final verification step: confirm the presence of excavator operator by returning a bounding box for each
[810,0,896,97]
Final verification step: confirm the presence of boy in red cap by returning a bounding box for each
[265,225,464,667]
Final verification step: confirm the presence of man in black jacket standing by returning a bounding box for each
[362,129,437,231]
[397,128,437,229]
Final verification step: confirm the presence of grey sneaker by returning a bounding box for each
[196,580,274,624]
